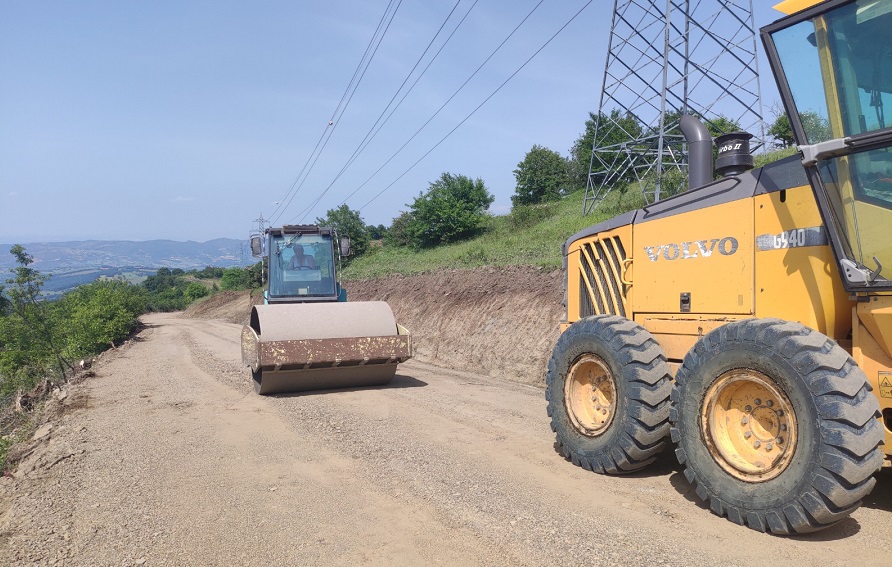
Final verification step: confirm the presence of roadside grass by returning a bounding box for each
[342,147,796,280]
[342,186,646,280]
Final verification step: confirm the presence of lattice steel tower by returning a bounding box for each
[583,0,764,213]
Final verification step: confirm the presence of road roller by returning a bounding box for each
[241,225,411,394]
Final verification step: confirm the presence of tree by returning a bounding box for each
[244,261,264,288]
[800,111,833,144]
[141,267,216,311]
[316,205,370,259]
[367,224,388,240]
[385,212,414,248]
[511,145,570,207]
[768,113,794,148]
[703,114,742,139]
[405,173,494,248]
[2,245,72,379]
[0,284,8,316]
[220,268,248,291]
[194,266,224,279]
[767,102,832,148]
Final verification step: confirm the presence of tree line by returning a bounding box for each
[313,106,806,259]
[0,248,267,400]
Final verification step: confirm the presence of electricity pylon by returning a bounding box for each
[583,0,765,213]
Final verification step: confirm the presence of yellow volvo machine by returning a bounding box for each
[546,0,891,534]
[241,225,411,394]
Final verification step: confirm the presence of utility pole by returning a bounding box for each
[251,213,268,238]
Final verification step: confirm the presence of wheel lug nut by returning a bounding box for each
[766,400,774,407]
[766,443,773,451]
[744,431,752,439]
[745,405,752,412]
[776,410,784,417]
[776,437,784,444]
[780,424,787,432]
[741,416,749,425]
[753,440,761,449]
[601,409,608,415]
[754,398,762,406]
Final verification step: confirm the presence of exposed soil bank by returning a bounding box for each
[346,265,564,386]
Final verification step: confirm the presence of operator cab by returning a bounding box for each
[264,226,341,303]
[763,0,892,289]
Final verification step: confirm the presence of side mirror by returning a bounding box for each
[339,236,352,257]
[250,235,263,258]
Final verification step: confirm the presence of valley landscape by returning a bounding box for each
[0,239,251,297]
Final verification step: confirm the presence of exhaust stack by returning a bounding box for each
[679,114,713,190]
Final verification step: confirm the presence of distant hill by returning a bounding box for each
[0,239,251,272]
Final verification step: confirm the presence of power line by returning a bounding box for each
[292,0,481,224]
[271,0,402,225]
[358,0,594,212]
[331,0,549,214]
[267,0,403,226]
[291,0,476,224]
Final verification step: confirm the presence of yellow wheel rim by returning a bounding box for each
[565,354,617,437]
[701,369,797,482]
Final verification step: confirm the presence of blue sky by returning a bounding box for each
[0,1,786,243]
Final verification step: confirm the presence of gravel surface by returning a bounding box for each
[0,312,889,566]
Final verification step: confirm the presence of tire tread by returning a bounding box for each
[669,319,883,534]
[546,315,672,475]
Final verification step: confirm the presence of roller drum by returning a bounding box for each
[241,301,412,395]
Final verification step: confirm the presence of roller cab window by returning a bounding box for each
[268,234,337,300]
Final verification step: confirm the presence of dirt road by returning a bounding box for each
[1,312,890,566]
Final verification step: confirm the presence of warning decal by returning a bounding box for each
[880,372,892,399]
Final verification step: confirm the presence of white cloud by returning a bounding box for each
[172,196,196,202]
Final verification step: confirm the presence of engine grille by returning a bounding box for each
[578,237,628,318]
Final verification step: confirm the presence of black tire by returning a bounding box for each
[670,318,884,534]
[546,315,672,474]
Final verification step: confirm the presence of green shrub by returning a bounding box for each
[184,282,210,302]
[220,268,248,290]
[458,246,489,266]
[57,279,146,359]
[405,173,494,249]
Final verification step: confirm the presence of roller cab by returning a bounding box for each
[241,225,412,394]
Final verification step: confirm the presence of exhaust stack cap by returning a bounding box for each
[715,131,754,177]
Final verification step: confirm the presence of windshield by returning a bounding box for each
[816,148,892,273]
[772,0,892,142]
[768,0,892,284]
[267,233,337,299]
